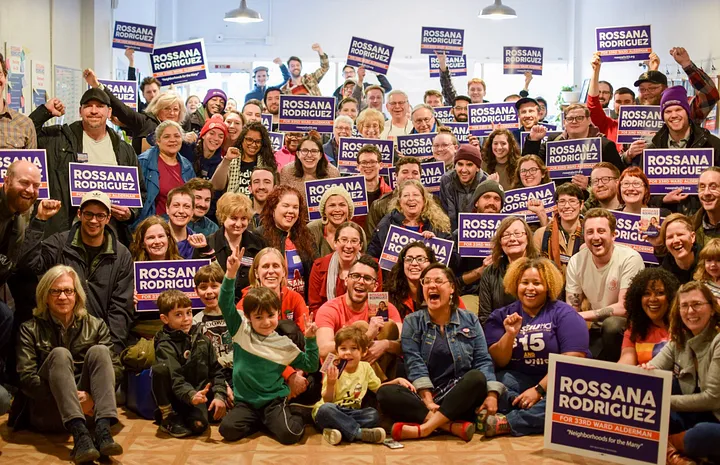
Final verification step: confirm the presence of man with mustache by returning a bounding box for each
[186,89,227,134]
[583,162,621,213]
[439,145,487,232]
[248,167,275,231]
[0,53,36,149]
[693,168,720,249]
[451,96,470,123]
[263,87,282,131]
[281,44,329,96]
[185,178,219,236]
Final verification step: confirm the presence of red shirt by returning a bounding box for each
[308,254,384,314]
[315,295,402,333]
[587,94,621,151]
[156,157,183,215]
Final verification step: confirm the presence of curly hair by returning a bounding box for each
[694,238,720,281]
[294,131,329,178]
[482,129,520,181]
[490,216,539,265]
[237,121,278,171]
[624,268,680,342]
[356,108,385,134]
[513,154,551,188]
[668,281,720,350]
[131,216,182,261]
[503,257,564,301]
[617,166,651,206]
[385,241,437,318]
[259,185,316,263]
[389,180,451,233]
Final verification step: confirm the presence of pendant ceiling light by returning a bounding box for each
[224,0,263,23]
[478,0,517,20]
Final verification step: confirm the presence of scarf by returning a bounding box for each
[326,251,361,301]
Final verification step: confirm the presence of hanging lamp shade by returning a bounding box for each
[478,0,517,19]
[224,0,263,23]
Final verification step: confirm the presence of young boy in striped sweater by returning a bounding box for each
[218,246,319,444]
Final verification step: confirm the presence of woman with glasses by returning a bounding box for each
[309,222,375,313]
[617,166,670,216]
[307,187,355,258]
[644,281,720,464]
[274,131,303,169]
[512,155,552,228]
[694,238,720,301]
[644,214,699,285]
[482,129,521,191]
[210,122,278,196]
[279,132,341,203]
[377,264,502,442]
[533,183,584,274]
[482,257,589,438]
[356,108,385,139]
[386,242,436,319]
[478,216,539,325]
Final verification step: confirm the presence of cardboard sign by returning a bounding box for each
[429,54,467,77]
[336,137,394,175]
[151,39,207,85]
[469,103,518,137]
[501,181,557,224]
[346,37,394,75]
[546,138,603,179]
[304,175,368,221]
[458,213,520,257]
[545,354,671,465]
[112,21,156,53]
[380,224,453,270]
[420,27,464,55]
[388,161,445,194]
[69,163,142,208]
[434,106,454,124]
[396,133,435,160]
[278,95,335,133]
[612,210,659,265]
[444,122,470,144]
[269,132,284,153]
[503,46,543,75]
[0,149,49,199]
[98,79,137,110]
[261,113,273,132]
[643,148,714,195]
[617,105,663,143]
[135,259,211,311]
[596,25,652,63]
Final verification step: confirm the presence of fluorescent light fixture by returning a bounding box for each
[478,0,517,20]
[224,0,263,23]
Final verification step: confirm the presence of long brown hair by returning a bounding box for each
[293,131,329,178]
[668,281,720,350]
[259,185,316,262]
[483,128,520,181]
[131,216,182,261]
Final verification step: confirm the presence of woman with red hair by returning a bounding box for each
[617,166,669,216]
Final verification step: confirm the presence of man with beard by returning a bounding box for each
[565,208,644,362]
[241,99,263,124]
[186,89,227,134]
[410,104,437,134]
[185,178,219,236]
[248,167,275,231]
[367,157,422,233]
[263,87,282,131]
[439,145,487,231]
[315,255,403,379]
[163,186,210,259]
[323,115,353,166]
[334,64,392,103]
[451,95,470,122]
[692,168,720,248]
[0,53,36,149]
[281,44,329,96]
[431,129,459,170]
[583,162,621,213]
[244,58,291,103]
[28,89,144,245]
[274,132,303,170]
[381,90,413,141]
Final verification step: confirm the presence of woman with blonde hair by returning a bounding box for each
[694,238,720,300]
[645,213,699,285]
[307,186,356,257]
[356,108,385,139]
[16,265,124,461]
[131,216,182,261]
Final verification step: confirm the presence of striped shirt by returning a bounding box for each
[0,102,37,149]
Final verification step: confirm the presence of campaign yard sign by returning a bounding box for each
[69,163,142,208]
[546,138,602,179]
[0,149,49,199]
[98,79,137,110]
[261,113,273,132]
[501,182,557,224]
[387,161,445,194]
[469,103,518,137]
[151,39,207,86]
[433,106,454,124]
[643,148,714,195]
[429,54,467,78]
[305,176,368,221]
[112,21,156,53]
[380,225,453,270]
[458,213,520,257]
[444,122,470,144]
[278,95,335,133]
[135,259,211,311]
[503,46,543,75]
[269,132,284,152]
[596,25,652,63]
[346,37,393,75]
[420,27,464,55]
[396,133,435,160]
[611,210,659,265]
[617,105,663,143]
[336,137,394,175]
[545,354,671,465]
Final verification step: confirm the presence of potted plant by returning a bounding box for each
[560,85,580,104]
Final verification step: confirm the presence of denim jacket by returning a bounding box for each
[402,307,505,395]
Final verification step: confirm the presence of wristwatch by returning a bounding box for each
[534,384,546,397]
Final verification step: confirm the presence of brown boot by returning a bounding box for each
[666,442,697,465]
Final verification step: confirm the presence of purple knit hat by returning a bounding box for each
[203,88,227,106]
[660,86,691,120]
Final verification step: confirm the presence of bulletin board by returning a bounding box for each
[54,65,83,124]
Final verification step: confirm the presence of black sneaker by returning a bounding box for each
[159,414,193,438]
[288,403,314,425]
[95,421,123,456]
[71,432,100,464]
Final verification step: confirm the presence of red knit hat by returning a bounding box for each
[200,114,228,140]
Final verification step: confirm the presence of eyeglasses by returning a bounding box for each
[299,148,321,156]
[388,101,408,107]
[433,143,452,150]
[420,277,450,286]
[358,160,379,167]
[362,123,381,130]
[621,181,644,189]
[244,137,263,146]
[565,115,587,123]
[413,117,433,125]
[519,167,540,176]
[680,301,710,311]
[49,288,76,297]
[347,273,377,285]
[501,231,527,241]
[591,176,618,186]
[82,211,108,221]
[453,105,468,111]
[285,134,302,140]
[337,237,361,246]
[404,256,429,265]
[557,199,580,207]
[699,183,720,193]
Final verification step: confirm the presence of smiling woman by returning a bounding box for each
[307,186,355,257]
[279,132,341,203]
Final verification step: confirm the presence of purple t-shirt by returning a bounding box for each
[484,300,590,376]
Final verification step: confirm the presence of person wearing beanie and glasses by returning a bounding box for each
[186,88,227,134]
[439,144,488,232]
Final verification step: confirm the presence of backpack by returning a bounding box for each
[121,337,155,372]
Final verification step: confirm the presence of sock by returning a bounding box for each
[353,428,363,441]
[65,418,88,436]
[158,404,173,421]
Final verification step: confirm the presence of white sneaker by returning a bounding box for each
[323,428,342,445]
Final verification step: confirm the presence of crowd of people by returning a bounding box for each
[1,38,720,465]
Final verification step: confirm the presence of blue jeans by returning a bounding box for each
[684,422,720,461]
[497,370,545,436]
[314,403,380,442]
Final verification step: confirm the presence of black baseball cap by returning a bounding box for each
[633,70,668,88]
[80,88,110,106]
[514,97,539,111]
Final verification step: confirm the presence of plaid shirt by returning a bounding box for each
[686,61,720,123]
[0,102,36,149]
[281,53,329,97]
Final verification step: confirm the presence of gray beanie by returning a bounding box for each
[471,179,505,209]
[319,186,354,222]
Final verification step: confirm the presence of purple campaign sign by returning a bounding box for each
[151,39,207,86]
[429,54,467,77]
[520,130,562,150]
[336,137,394,175]
[305,176,368,221]
[134,259,211,312]
[279,95,335,133]
[388,161,445,194]
[546,138,602,179]
[469,103,518,137]
[617,105,663,143]
[380,225,453,270]
[346,37,394,75]
[501,181,556,224]
[643,148,713,195]
[396,133,435,160]
[503,46,543,75]
[112,21,156,53]
[269,132,284,153]
[545,354,671,465]
[0,150,49,199]
[444,122,469,144]
[420,27,464,55]
[458,213,519,257]
[69,163,142,208]
[596,25,652,63]
[612,210,658,265]
[433,106,454,124]
[98,79,137,110]
[261,114,273,132]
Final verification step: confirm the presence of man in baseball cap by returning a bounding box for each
[633,70,668,106]
[515,97,540,132]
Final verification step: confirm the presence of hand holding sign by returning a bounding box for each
[590,52,602,72]
[44,98,65,117]
[528,124,547,142]
[524,71,533,88]
[225,246,245,279]
[662,187,689,204]
[124,48,135,65]
[626,139,646,161]
[111,205,132,222]
[357,65,366,82]
[435,51,447,71]
[192,383,211,405]
[571,174,589,190]
[37,199,61,221]
[83,68,100,89]
[648,52,660,71]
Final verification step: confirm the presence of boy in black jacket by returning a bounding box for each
[151,290,228,437]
